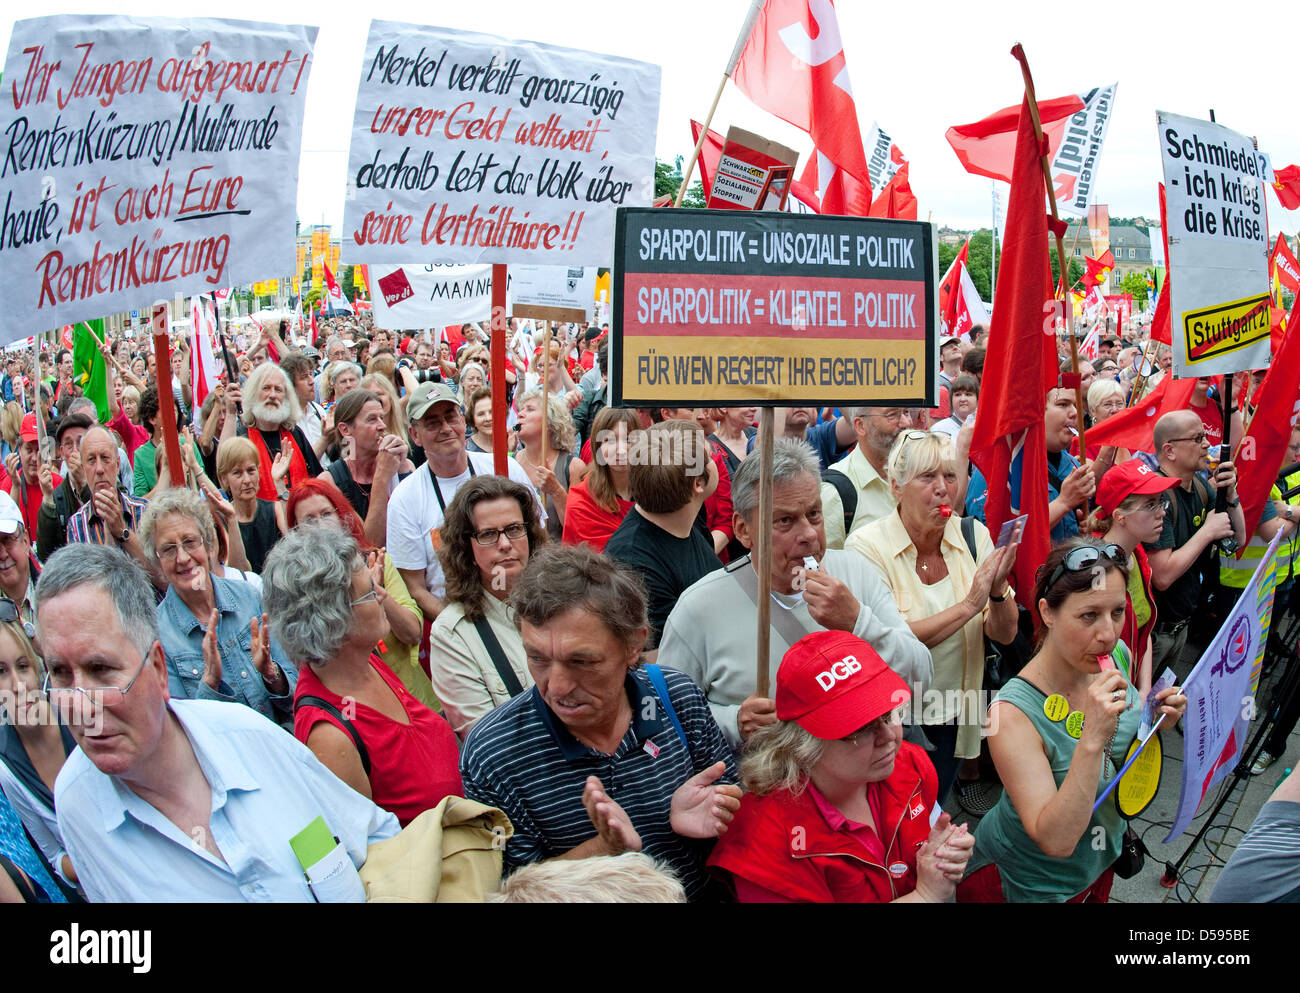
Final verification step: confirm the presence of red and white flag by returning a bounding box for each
[937,239,988,341]
[322,261,354,315]
[189,296,220,426]
[730,0,873,216]
[1269,233,1300,296]
[867,162,917,220]
[1079,322,1102,360]
[1272,163,1300,210]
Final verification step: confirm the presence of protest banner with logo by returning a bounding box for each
[343,21,660,267]
[612,208,937,406]
[1088,203,1111,259]
[367,264,494,328]
[705,126,797,212]
[1163,530,1281,842]
[1158,111,1273,378]
[509,265,596,323]
[0,15,316,343]
[1051,84,1117,216]
[864,121,906,194]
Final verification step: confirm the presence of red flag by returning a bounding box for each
[730,0,872,215]
[967,91,1059,611]
[1272,164,1300,210]
[1083,253,1113,288]
[867,162,917,219]
[938,239,970,319]
[1077,375,1197,456]
[945,94,1085,184]
[1235,292,1300,543]
[689,120,725,199]
[189,297,220,422]
[1150,184,1173,345]
[322,261,354,315]
[1270,233,1300,295]
[309,308,319,348]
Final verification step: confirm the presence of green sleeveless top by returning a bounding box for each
[970,674,1141,902]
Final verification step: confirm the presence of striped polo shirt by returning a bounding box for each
[460,665,737,900]
[66,488,148,547]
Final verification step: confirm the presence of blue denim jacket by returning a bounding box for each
[157,574,297,729]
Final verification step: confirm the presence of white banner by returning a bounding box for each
[863,121,905,193]
[368,264,494,329]
[510,265,595,316]
[1158,111,1272,378]
[1051,83,1117,217]
[1149,224,1165,269]
[0,15,316,343]
[343,21,660,266]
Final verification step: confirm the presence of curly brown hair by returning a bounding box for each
[436,475,548,621]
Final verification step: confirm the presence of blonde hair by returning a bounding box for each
[515,387,576,455]
[739,719,827,797]
[885,430,958,490]
[216,435,260,485]
[489,852,686,903]
[1087,377,1124,416]
[0,402,23,448]
[360,372,407,437]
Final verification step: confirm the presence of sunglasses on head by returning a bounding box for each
[1045,543,1127,591]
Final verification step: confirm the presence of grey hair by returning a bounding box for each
[739,719,828,796]
[138,488,217,563]
[262,524,364,665]
[731,438,820,519]
[35,544,159,660]
[328,361,364,386]
[241,362,303,427]
[489,852,686,903]
[1087,377,1124,415]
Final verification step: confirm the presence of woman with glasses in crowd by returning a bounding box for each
[0,608,78,895]
[958,538,1187,903]
[140,489,298,729]
[285,477,436,713]
[428,475,547,740]
[848,430,1020,810]
[709,631,975,903]
[263,524,461,827]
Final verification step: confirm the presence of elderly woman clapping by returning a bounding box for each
[141,488,297,728]
[846,430,1019,807]
[262,525,462,826]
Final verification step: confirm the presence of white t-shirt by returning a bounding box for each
[385,450,544,599]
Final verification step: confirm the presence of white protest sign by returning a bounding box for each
[344,21,660,266]
[1051,84,1117,217]
[863,122,905,193]
[0,15,316,343]
[510,265,596,320]
[1158,111,1271,378]
[368,264,494,329]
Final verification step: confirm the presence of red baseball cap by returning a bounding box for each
[19,413,38,443]
[775,631,910,740]
[1096,458,1179,517]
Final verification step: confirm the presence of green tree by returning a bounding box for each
[655,157,707,208]
[341,265,355,301]
[1119,270,1151,309]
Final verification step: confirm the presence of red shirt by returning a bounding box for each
[561,478,633,553]
[108,406,150,465]
[1190,397,1224,449]
[294,654,463,827]
[710,742,938,903]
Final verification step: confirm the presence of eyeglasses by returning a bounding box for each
[472,522,528,545]
[1045,543,1128,591]
[43,647,154,713]
[0,596,36,641]
[873,409,909,423]
[1165,433,1207,446]
[350,577,379,607]
[156,536,204,562]
[838,708,902,746]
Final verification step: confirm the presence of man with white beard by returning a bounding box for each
[220,364,322,501]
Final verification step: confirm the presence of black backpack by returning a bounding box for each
[822,468,857,535]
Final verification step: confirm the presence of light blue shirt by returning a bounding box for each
[55,699,399,902]
[157,574,297,729]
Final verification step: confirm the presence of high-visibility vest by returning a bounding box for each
[1220,474,1300,588]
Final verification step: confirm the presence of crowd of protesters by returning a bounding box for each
[8,305,1300,906]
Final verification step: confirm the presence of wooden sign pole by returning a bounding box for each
[490,264,509,478]
[151,304,186,486]
[754,407,775,698]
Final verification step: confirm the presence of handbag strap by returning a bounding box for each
[729,555,817,649]
[644,663,688,750]
[296,695,371,776]
[472,617,525,698]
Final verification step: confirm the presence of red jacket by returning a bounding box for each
[709,742,938,903]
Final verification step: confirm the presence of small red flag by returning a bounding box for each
[689,120,725,200]
[1076,375,1197,457]
[867,162,917,220]
[1272,164,1300,210]
[1269,233,1300,295]
[1150,184,1173,346]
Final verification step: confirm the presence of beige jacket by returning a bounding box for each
[428,592,532,739]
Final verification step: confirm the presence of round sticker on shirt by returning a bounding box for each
[1065,711,1085,739]
[888,862,908,878]
[1043,694,1070,722]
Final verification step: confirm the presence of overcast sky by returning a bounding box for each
[5,1,1298,240]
